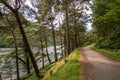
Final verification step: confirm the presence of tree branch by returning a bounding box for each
[1,0,16,13]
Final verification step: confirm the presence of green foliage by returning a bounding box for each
[93,0,120,49]
[92,47,120,61]
[84,29,97,45]
[0,0,92,79]
[94,0,109,17]
[95,37,110,49]
[70,23,86,46]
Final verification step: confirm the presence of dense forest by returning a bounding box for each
[0,0,89,80]
[89,0,120,49]
[0,0,120,80]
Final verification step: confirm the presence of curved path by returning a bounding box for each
[80,46,120,80]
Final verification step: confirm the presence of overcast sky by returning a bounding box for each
[25,0,93,31]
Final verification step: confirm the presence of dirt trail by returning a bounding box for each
[80,46,120,80]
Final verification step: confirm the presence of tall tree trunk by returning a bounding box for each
[64,32,67,57]
[71,37,75,51]
[78,35,80,47]
[51,22,58,61]
[73,4,78,48]
[40,39,44,68]
[0,74,2,80]
[60,30,63,58]
[23,46,31,74]
[14,11,40,78]
[65,0,70,55]
[26,56,30,74]
[43,28,51,64]
[74,33,78,48]
[5,15,20,80]
[1,1,40,78]
[12,29,20,80]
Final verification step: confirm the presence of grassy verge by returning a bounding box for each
[92,47,120,61]
[44,48,82,80]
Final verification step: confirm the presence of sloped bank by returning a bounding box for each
[43,48,82,80]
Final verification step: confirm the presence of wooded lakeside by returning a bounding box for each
[0,0,120,80]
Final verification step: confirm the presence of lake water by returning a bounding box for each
[0,46,63,80]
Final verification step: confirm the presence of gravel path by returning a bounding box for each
[80,46,120,80]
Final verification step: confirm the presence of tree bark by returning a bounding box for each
[12,30,20,80]
[26,55,30,74]
[60,29,63,58]
[5,15,20,80]
[73,3,78,48]
[43,28,51,64]
[64,31,67,57]
[1,1,41,78]
[40,39,44,69]
[23,46,31,74]
[51,21,58,61]
[65,0,70,55]
[1,0,41,78]
[14,11,41,78]
[0,74,1,80]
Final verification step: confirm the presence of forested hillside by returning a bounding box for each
[91,0,120,49]
[0,0,90,80]
[0,0,120,80]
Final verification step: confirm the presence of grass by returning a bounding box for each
[44,48,82,80]
[92,47,120,61]
[19,63,55,80]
